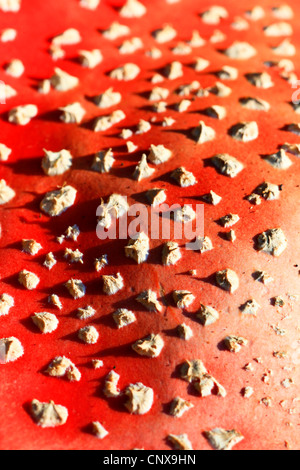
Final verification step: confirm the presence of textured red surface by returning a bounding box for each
[0,0,299,450]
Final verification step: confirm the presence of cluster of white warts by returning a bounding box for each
[0,0,296,448]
